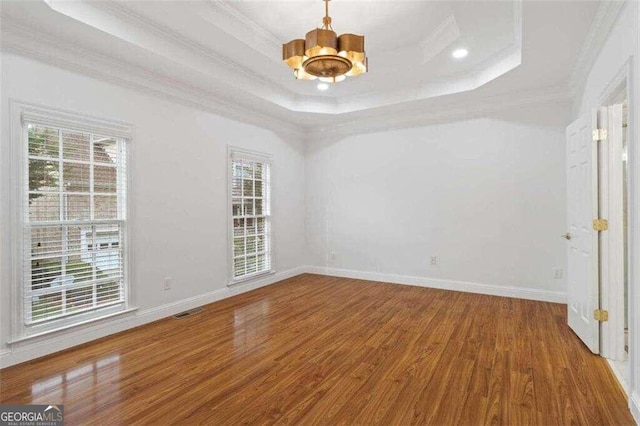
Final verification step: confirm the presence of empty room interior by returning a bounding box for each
[1,0,640,424]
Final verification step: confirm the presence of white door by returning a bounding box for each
[566,111,600,353]
[599,104,626,360]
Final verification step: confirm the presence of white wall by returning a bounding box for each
[305,102,570,301]
[573,1,640,422]
[0,53,307,366]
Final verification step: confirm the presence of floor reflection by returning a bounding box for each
[31,353,120,408]
[233,299,271,354]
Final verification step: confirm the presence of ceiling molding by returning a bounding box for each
[203,0,282,62]
[98,1,275,86]
[419,14,460,64]
[1,0,585,141]
[206,0,281,45]
[306,85,572,141]
[513,0,523,47]
[328,43,521,114]
[569,0,625,97]
[1,9,538,143]
[17,0,526,115]
[1,22,305,139]
[3,19,572,144]
[54,0,296,97]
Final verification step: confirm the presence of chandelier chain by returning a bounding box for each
[322,0,333,30]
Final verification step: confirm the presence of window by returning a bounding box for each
[229,148,272,281]
[21,112,129,332]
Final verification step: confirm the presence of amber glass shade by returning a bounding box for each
[282,39,306,69]
[305,28,338,58]
[338,34,365,64]
[345,58,367,77]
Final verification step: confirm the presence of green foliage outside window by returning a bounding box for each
[28,127,60,204]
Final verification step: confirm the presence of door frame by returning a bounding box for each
[598,60,632,369]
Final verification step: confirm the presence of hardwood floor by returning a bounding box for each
[0,274,634,425]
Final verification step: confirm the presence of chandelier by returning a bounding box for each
[282,0,368,83]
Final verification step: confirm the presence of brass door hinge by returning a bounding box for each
[592,128,607,141]
[593,219,609,232]
[593,218,609,231]
[594,309,609,322]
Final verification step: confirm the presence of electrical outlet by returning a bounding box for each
[329,252,336,261]
[430,256,437,265]
[164,277,172,291]
[552,267,563,279]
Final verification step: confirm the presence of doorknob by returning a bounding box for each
[561,233,572,240]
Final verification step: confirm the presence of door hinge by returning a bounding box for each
[594,309,609,322]
[592,128,607,141]
[593,218,609,231]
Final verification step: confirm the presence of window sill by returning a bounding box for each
[8,307,139,345]
[227,269,276,287]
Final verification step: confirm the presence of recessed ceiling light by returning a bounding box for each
[317,83,329,91]
[452,48,468,59]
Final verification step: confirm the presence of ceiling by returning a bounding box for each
[0,0,609,137]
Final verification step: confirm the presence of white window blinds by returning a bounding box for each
[230,150,272,280]
[24,122,127,326]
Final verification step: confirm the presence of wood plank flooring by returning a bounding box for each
[0,274,634,425]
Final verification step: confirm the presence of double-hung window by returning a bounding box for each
[18,106,130,336]
[229,148,272,281]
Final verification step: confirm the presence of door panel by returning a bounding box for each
[566,111,599,353]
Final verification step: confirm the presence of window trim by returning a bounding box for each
[9,100,135,342]
[227,146,275,286]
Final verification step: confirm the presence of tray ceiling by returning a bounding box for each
[1,0,603,135]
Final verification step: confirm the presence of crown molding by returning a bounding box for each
[2,20,572,145]
[2,17,561,143]
[46,0,297,102]
[305,85,573,141]
[203,0,282,62]
[2,0,570,140]
[312,0,523,114]
[96,0,523,115]
[330,43,521,115]
[1,22,305,139]
[97,1,280,87]
[8,0,527,116]
[206,0,281,45]
[569,0,625,97]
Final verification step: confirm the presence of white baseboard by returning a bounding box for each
[304,266,567,303]
[606,358,629,396]
[0,266,306,369]
[630,391,640,424]
[0,265,566,368]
